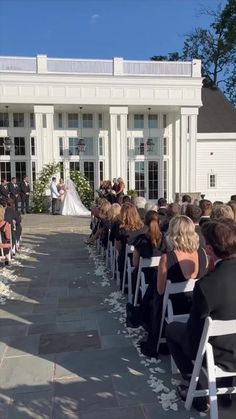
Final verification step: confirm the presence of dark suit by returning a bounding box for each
[8,182,20,210]
[166,258,236,375]
[0,184,9,199]
[20,181,30,213]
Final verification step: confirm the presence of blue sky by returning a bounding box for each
[0,0,227,59]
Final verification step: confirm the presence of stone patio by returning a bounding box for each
[0,214,235,418]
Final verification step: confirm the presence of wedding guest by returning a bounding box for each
[132,196,147,220]
[20,175,31,214]
[185,204,205,247]
[0,179,9,200]
[199,199,212,226]
[230,195,236,202]
[4,198,22,253]
[8,177,20,211]
[181,194,191,214]
[161,202,181,233]
[157,198,168,226]
[227,200,236,222]
[166,219,236,412]
[115,203,144,286]
[50,177,60,215]
[140,215,207,358]
[109,203,122,246]
[211,204,234,221]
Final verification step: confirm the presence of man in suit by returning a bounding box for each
[0,179,9,200]
[165,219,236,411]
[20,175,30,214]
[50,177,60,215]
[8,177,20,211]
[157,197,168,227]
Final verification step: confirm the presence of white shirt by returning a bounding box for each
[50,182,60,199]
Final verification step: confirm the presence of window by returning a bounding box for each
[98,113,103,129]
[148,161,159,200]
[14,137,25,155]
[31,137,35,156]
[135,162,145,197]
[83,137,94,156]
[163,137,168,155]
[148,114,158,129]
[69,138,79,155]
[30,113,35,128]
[15,162,26,181]
[58,113,63,128]
[134,114,144,129]
[148,137,160,156]
[163,114,167,129]
[163,160,168,199]
[0,113,9,127]
[0,162,11,182]
[83,113,93,128]
[59,137,63,156]
[134,137,144,155]
[99,161,104,181]
[99,137,104,156]
[70,162,80,172]
[68,113,78,128]
[42,114,47,128]
[32,161,36,182]
[0,138,10,156]
[13,113,24,127]
[84,161,94,191]
[209,174,216,188]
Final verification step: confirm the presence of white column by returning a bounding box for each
[109,106,128,183]
[180,109,188,193]
[120,113,128,186]
[45,109,54,164]
[173,114,180,195]
[34,105,54,171]
[34,110,43,173]
[189,111,198,192]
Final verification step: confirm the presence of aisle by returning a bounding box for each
[0,214,218,418]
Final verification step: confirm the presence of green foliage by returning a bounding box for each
[127,189,138,197]
[70,170,94,209]
[33,162,60,213]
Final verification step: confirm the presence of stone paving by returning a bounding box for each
[0,214,235,419]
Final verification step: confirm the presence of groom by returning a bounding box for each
[50,177,60,215]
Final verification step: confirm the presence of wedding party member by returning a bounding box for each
[8,177,20,211]
[20,175,31,214]
[165,219,236,411]
[0,179,9,200]
[57,178,66,203]
[140,215,207,358]
[61,179,90,217]
[116,177,125,203]
[50,177,60,215]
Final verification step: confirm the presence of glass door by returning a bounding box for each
[134,160,160,200]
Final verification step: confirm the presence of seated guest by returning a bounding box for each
[145,201,157,213]
[0,202,12,264]
[115,203,144,285]
[157,198,168,227]
[126,211,164,327]
[4,198,22,253]
[199,199,212,226]
[211,204,234,221]
[132,196,147,221]
[122,195,131,204]
[185,204,205,247]
[86,199,111,244]
[161,203,181,233]
[140,215,207,358]
[166,219,236,412]
[230,195,236,202]
[228,200,236,222]
[109,203,121,246]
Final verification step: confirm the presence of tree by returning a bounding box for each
[182,0,236,104]
[150,0,236,105]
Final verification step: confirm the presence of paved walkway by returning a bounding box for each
[0,214,234,418]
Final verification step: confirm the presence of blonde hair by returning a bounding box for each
[99,201,112,219]
[211,204,234,221]
[166,215,199,253]
[107,203,121,222]
[228,201,236,222]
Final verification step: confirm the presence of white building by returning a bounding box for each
[0,55,235,202]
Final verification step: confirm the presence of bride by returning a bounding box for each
[61,179,90,217]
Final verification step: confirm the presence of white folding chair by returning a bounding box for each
[0,226,12,263]
[133,256,161,306]
[156,278,197,373]
[121,244,134,296]
[185,317,236,419]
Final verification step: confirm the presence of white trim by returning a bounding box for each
[197,133,236,140]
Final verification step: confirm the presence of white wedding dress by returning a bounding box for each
[61,179,90,217]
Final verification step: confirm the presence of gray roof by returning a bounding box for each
[198,83,236,133]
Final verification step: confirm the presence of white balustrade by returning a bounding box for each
[123,60,192,76]
[0,56,36,72]
[47,58,113,74]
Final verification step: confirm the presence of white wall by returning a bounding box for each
[196,138,236,202]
